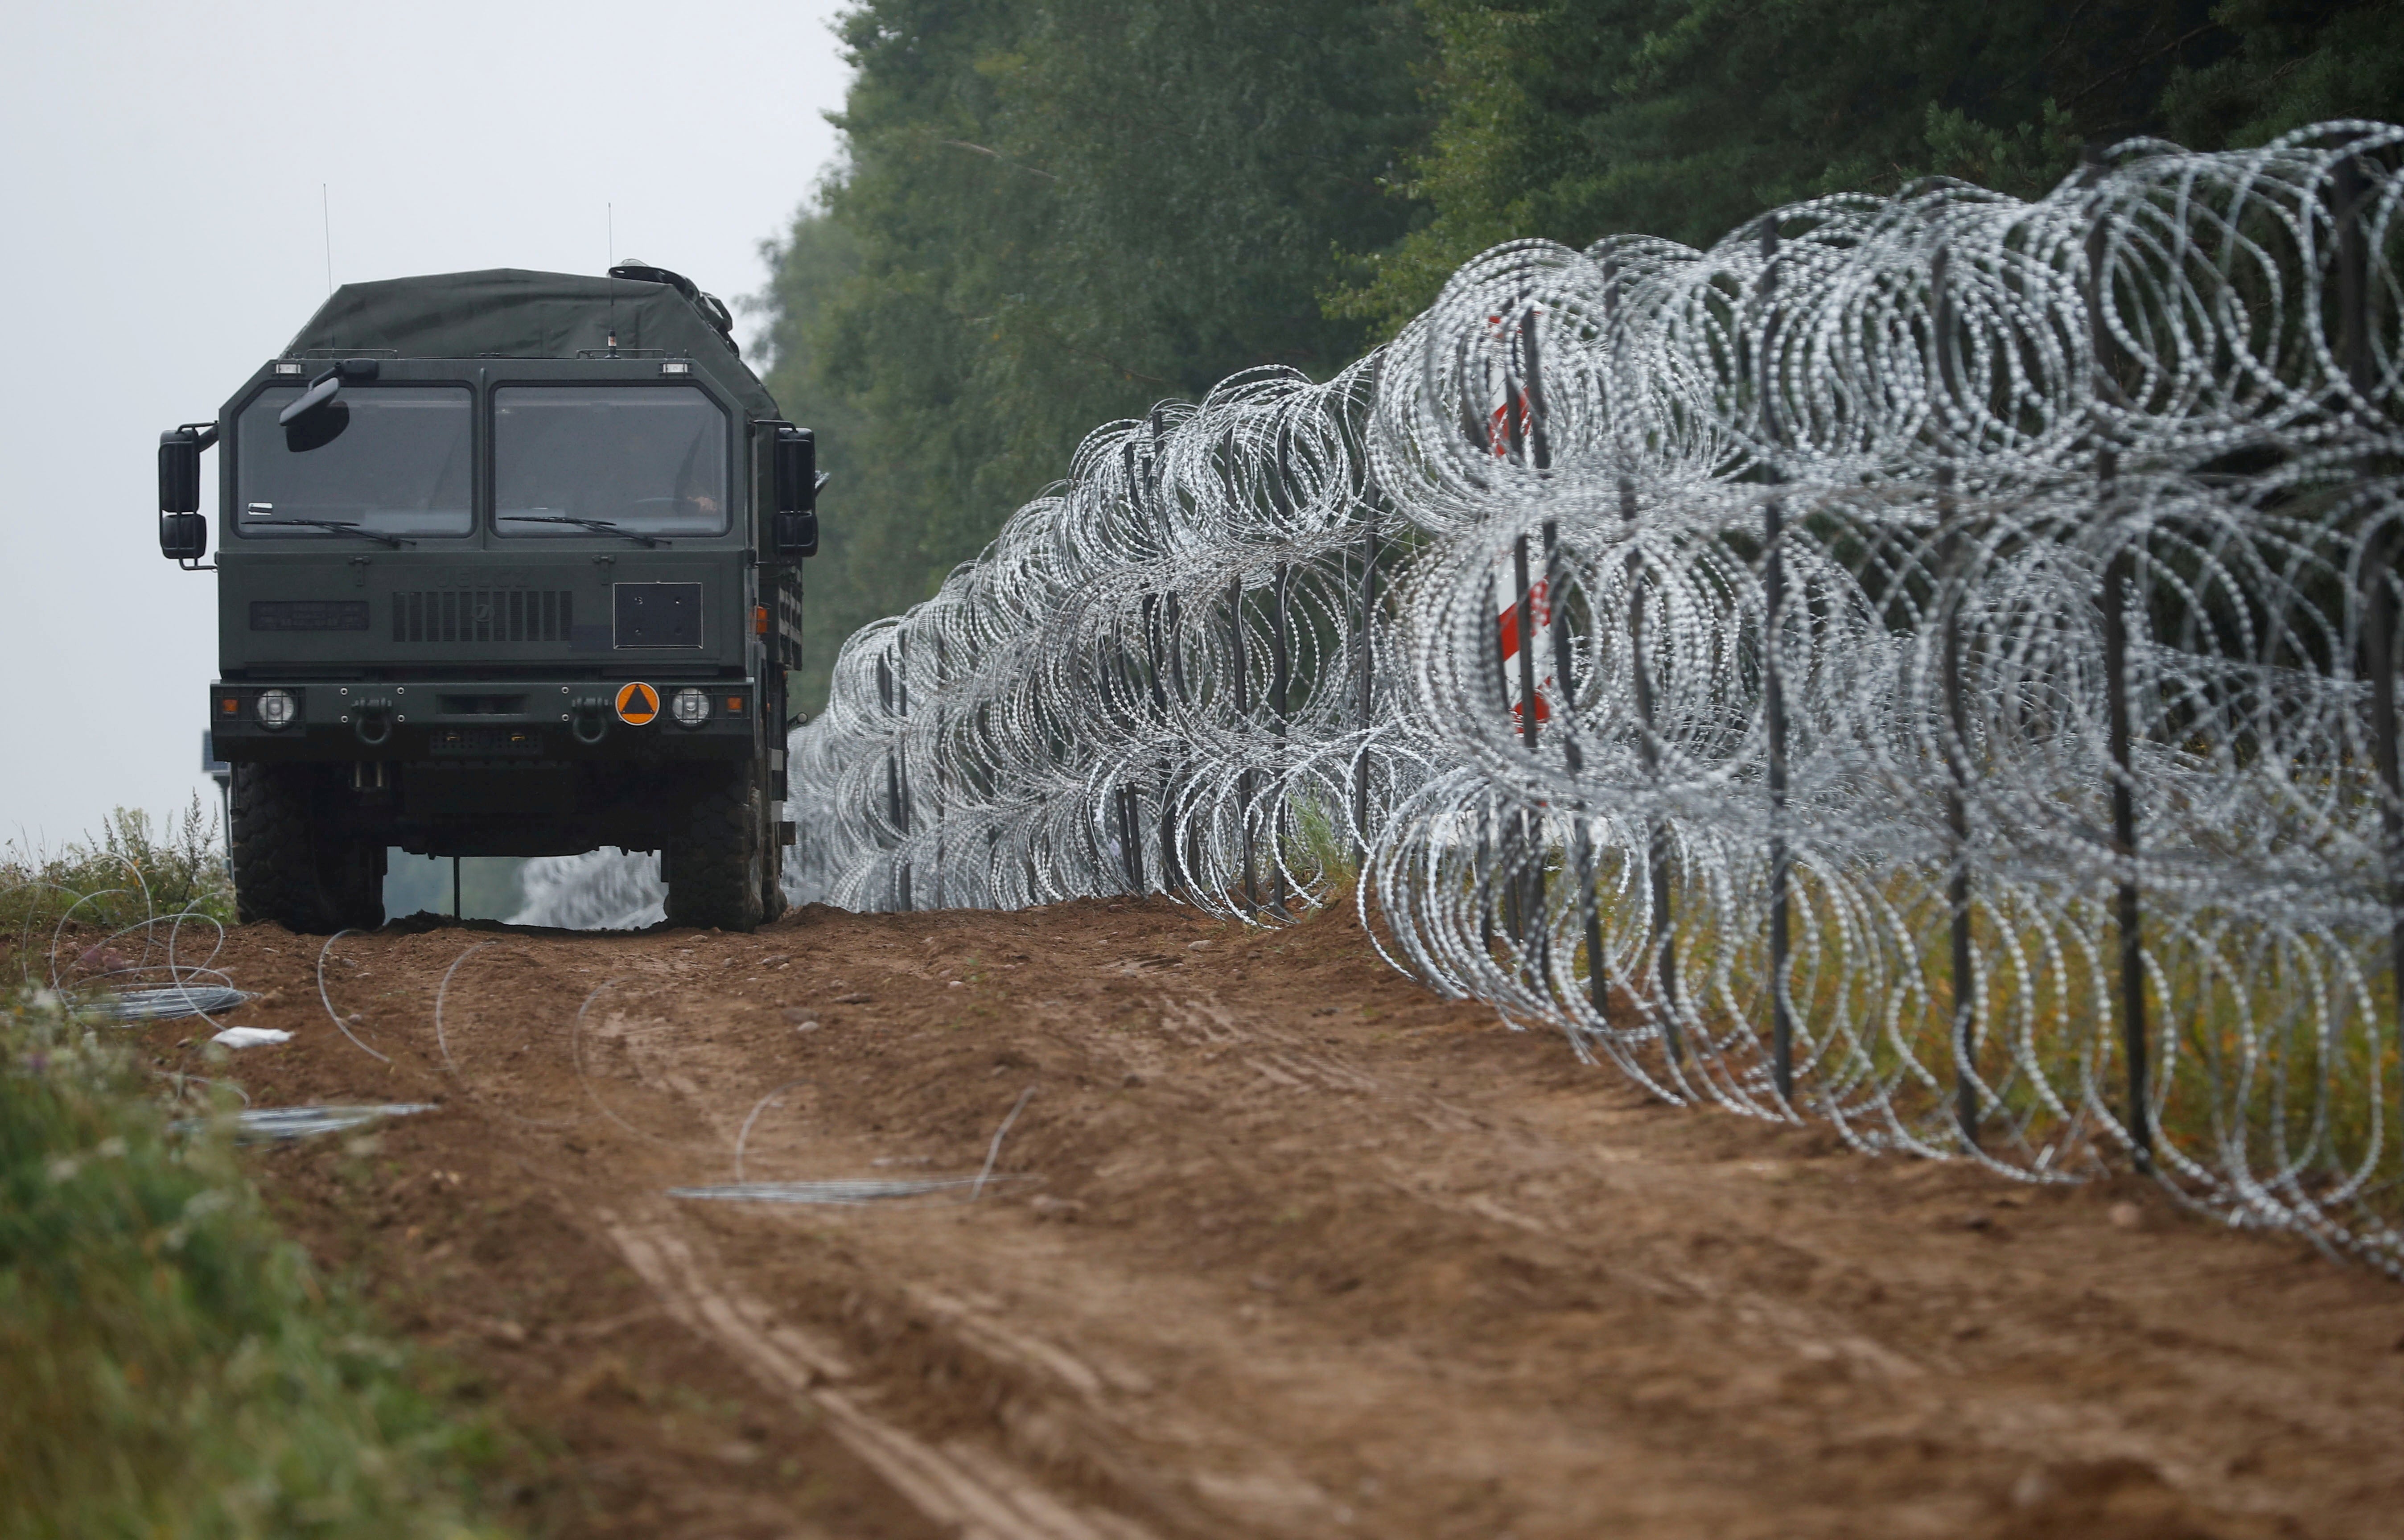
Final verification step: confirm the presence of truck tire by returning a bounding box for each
[664,762,766,932]
[761,798,789,925]
[230,763,387,933]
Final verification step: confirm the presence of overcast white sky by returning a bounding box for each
[0,0,851,848]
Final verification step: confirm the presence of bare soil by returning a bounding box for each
[79,898,2404,1538]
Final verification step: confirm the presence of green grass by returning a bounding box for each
[1283,794,1361,911]
[1,798,235,938]
[1509,847,2402,1227]
[0,985,521,1540]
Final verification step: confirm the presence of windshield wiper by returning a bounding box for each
[269,519,412,548]
[499,514,668,548]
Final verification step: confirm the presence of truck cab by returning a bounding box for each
[158,265,820,933]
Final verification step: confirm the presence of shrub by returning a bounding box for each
[0,986,516,1539]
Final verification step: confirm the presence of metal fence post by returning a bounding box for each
[1119,629,1146,898]
[1270,559,1292,915]
[1758,220,1795,1107]
[1159,591,1186,897]
[932,633,947,910]
[1230,572,1258,916]
[1933,243,1980,1147]
[1483,572,1507,958]
[2086,155,2150,1163]
[891,638,914,912]
[1140,418,1185,900]
[1626,474,1678,1054]
[1356,503,1379,863]
[1491,560,1524,946]
[2335,156,2404,1145]
[1605,256,1672,1050]
[1142,590,1177,897]
[1355,358,1385,867]
[1546,517,1608,1029]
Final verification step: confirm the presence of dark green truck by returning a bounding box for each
[158,264,821,933]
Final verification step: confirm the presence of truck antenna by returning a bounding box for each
[321,184,333,296]
[606,202,617,347]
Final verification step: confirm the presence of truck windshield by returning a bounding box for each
[235,386,473,537]
[494,385,729,538]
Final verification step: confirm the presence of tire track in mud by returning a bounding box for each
[601,1208,1155,1540]
[70,900,2404,1540]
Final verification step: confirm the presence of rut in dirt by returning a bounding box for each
[84,898,2404,1540]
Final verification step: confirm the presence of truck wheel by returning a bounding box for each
[230,764,387,933]
[663,763,766,932]
[761,801,789,925]
[323,836,388,932]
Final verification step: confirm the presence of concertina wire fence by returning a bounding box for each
[537,121,2404,1268]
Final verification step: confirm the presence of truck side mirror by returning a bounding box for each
[159,425,210,513]
[160,512,208,563]
[773,427,816,514]
[773,509,819,560]
[158,423,218,567]
[772,427,821,559]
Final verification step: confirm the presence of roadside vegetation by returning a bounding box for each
[0,984,523,1539]
[1,797,234,937]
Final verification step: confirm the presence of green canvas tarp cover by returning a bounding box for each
[283,268,776,417]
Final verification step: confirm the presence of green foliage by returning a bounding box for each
[2161,0,2404,148]
[0,988,518,1539]
[1332,0,2401,334]
[757,0,1433,714]
[755,0,2390,708]
[1285,796,1362,906]
[1,798,235,937]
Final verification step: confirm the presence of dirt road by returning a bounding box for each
[103,898,2404,1538]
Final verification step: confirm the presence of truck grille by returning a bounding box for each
[394,590,574,644]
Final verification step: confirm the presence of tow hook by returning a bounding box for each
[352,705,393,747]
[571,705,609,745]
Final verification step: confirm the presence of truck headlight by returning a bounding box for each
[669,687,711,728]
[255,689,298,729]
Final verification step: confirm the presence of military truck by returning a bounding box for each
[158,264,822,934]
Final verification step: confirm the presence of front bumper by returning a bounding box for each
[209,677,757,762]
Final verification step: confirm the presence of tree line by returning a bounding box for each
[756,0,2400,716]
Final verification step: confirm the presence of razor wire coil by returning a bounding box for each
[550,123,2404,1268]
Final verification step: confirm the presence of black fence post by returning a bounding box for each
[2085,154,2150,1164]
[1142,590,1174,897]
[1355,358,1386,865]
[2336,156,2404,1141]
[1140,417,1185,901]
[932,633,947,911]
[1483,572,1507,959]
[1933,243,1980,1148]
[1355,504,1379,861]
[1516,309,1555,969]
[1605,254,1671,1050]
[1758,219,1795,1108]
[1492,560,1524,946]
[1513,531,1541,958]
[1159,591,1185,898]
[891,638,914,912]
[1231,573,1258,917]
[1119,627,1147,898]
[1546,517,1607,1029]
[1270,559,1292,915]
[1626,474,1677,1054]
